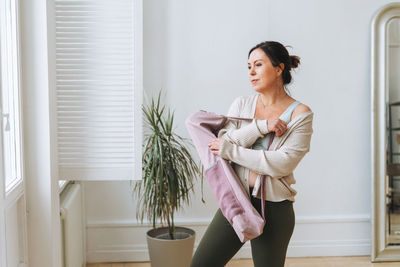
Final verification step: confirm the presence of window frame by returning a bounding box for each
[0,54,7,267]
[0,0,24,194]
[0,0,28,266]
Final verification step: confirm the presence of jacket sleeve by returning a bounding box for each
[217,97,270,148]
[218,117,313,178]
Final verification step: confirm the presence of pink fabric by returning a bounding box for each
[185,110,273,242]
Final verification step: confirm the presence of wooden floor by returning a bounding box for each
[86,256,400,266]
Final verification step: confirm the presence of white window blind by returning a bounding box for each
[55,0,142,180]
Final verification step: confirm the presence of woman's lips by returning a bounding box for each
[251,79,259,84]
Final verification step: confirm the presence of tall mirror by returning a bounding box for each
[387,16,400,246]
[372,2,400,262]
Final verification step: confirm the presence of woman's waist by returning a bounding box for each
[249,186,293,204]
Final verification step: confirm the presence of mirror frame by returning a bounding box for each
[371,2,400,262]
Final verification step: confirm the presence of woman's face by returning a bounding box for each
[247,48,283,92]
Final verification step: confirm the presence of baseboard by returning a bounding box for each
[86,214,371,263]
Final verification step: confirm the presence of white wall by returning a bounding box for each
[6,201,20,267]
[85,0,398,262]
[5,197,27,267]
[20,0,62,266]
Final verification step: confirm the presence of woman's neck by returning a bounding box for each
[258,87,289,107]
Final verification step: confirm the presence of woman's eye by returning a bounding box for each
[248,63,261,69]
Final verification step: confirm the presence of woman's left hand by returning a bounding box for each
[208,138,224,155]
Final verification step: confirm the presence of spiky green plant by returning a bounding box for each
[133,90,204,240]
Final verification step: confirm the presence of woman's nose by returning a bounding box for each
[249,66,256,75]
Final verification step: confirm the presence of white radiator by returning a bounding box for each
[60,183,84,267]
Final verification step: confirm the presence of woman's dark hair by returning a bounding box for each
[248,41,300,86]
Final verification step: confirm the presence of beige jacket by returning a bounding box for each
[217,94,314,202]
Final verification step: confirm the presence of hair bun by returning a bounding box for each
[289,55,300,69]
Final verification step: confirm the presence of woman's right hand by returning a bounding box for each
[267,118,287,137]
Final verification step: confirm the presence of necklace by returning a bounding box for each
[259,98,268,108]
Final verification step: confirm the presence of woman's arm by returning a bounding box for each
[218,115,313,178]
[218,97,269,148]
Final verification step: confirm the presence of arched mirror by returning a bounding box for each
[372,2,400,262]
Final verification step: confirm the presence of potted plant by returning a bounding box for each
[132,90,204,267]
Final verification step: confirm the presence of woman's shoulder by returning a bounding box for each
[294,103,312,113]
[291,102,313,121]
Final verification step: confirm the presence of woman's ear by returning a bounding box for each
[276,63,284,75]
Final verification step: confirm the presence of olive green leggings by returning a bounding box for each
[190,187,295,267]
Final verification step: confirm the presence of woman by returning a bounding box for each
[190,41,314,267]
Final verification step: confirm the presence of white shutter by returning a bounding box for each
[54,0,142,180]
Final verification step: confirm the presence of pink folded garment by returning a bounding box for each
[185,110,273,243]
